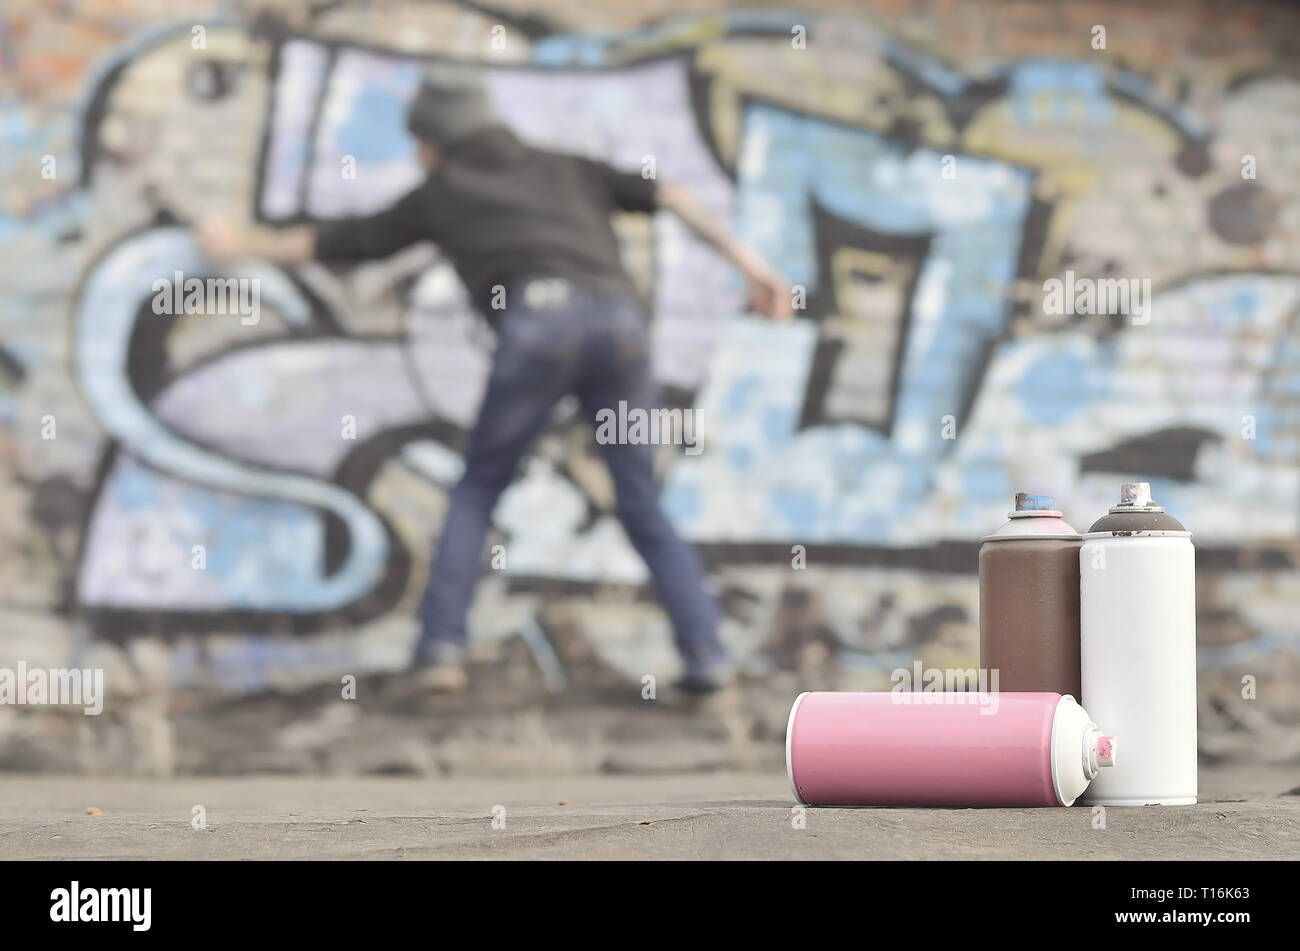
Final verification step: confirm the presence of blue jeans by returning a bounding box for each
[415,280,724,673]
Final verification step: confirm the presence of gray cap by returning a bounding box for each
[406,69,496,145]
[1087,481,1186,534]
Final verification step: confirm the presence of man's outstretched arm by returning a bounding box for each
[197,189,429,267]
[655,182,793,321]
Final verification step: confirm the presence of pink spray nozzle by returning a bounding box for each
[1094,735,1117,768]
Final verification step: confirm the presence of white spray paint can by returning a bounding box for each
[1080,482,1197,805]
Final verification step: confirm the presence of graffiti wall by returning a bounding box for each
[2,0,1298,769]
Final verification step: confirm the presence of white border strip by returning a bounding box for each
[786,691,809,803]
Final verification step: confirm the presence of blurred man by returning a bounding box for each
[199,73,791,694]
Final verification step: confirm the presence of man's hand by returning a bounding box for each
[745,264,794,322]
[196,217,247,264]
[196,217,316,267]
[656,183,794,323]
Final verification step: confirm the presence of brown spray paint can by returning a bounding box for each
[979,493,1082,700]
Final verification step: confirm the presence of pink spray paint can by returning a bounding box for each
[786,691,1116,807]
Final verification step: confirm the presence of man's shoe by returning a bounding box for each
[673,661,736,696]
[408,642,469,693]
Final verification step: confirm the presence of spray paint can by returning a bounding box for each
[786,691,1116,807]
[1080,482,1197,805]
[980,493,1082,699]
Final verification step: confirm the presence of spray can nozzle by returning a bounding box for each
[1120,482,1152,506]
[1110,481,1165,514]
[1084,729,1118,777]
[1014,492,1055,511]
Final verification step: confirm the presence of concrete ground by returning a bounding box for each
[2,764,1297,860]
